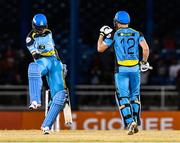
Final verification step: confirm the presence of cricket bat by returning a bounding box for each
[63,91,73,127]
[115,92,121,115]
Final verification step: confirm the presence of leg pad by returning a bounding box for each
[28,62,42,104]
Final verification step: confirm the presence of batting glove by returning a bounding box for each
[100,25,113,38]
[140,61,150,72]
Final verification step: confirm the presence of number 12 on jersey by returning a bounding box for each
[120,38,135,55]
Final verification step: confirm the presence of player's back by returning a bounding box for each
[113,28,143,67]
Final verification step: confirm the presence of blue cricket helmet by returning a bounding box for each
[114,11,130,24]
[32,14,48,31]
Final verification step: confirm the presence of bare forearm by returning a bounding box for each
[97,35,108,52]
[140,40,149,62]
[97,35,104,51]
[142,47,149,62]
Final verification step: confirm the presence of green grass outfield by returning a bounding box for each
[0,130,179,142]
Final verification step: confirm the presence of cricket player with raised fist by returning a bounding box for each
[26,14,71,134]
[97,11,151,135]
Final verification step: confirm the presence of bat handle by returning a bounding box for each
[148,66,153,70]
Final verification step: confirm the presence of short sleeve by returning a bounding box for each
[103,38,113,47]
[139,32,145,43]
[26,36,36,54]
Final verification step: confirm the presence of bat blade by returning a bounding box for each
[63,98,73,127]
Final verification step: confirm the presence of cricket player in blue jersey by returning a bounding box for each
[26,14,67,134]
[97,11,150,135]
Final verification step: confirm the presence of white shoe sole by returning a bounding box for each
[29,103,41,110]
[41,126,50,135]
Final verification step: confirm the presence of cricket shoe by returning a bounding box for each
[127,121,137,135]
[134,123,139,134]
[29,101,41,110]
[41,126,50,135]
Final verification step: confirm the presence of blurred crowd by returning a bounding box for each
[0,0,180,88]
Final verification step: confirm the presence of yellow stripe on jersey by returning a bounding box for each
[44,28,51,32]
[32,32,37,39]
[41,50,55,56]
[118,60,139,66]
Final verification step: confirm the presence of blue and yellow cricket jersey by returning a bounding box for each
[103,28,144,67]
[26,29,56,57]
